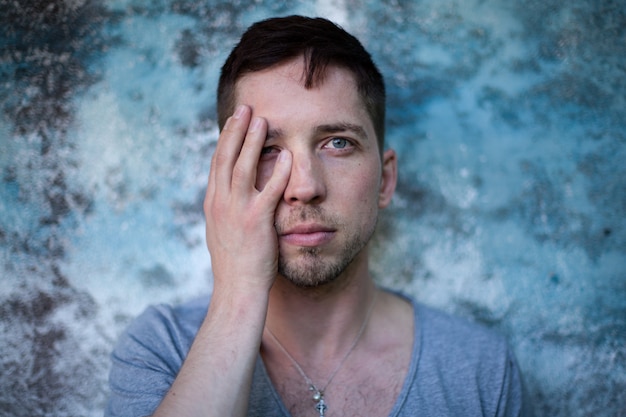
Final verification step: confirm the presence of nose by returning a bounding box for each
[283,151,326,205]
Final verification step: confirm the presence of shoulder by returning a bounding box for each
[413,300,515,384]
[106,296,210,417]
[398,294,524,416]
[415,302,509,355]
[113,295,209,362]
[388,291,508,352]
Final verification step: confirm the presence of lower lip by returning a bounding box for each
[280,231,335,247]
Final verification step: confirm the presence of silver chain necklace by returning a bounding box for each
[264,291,378,417]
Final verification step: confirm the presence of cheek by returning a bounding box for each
[346,174,382,210]
[328,159,380,199]
[353,164,382,201]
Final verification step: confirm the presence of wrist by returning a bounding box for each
[209,278,271,323]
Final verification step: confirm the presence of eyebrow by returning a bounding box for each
[314,123,368,141]
[266,122,368,142]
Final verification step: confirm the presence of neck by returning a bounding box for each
[263,259,377,371]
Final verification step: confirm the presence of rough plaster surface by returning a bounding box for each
[1,1,625,415]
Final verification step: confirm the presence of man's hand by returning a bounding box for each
[152,105,291,417]
[204,105,292,293]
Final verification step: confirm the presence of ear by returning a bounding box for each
[378,149,397,208]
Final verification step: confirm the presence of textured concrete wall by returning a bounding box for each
[1,1,624,416]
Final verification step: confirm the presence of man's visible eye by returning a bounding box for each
[260,146,279,156]
[324,137,352,149]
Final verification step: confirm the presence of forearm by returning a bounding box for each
[152,286,269,417]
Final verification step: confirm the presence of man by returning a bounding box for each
[106,16,523,417]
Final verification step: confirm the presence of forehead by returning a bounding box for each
[234,58,373,135]
[235,57,359,98]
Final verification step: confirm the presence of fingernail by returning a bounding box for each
[234,105,246,119]
[278,150,289,163]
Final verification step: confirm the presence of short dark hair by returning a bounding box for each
[217,15,386,150]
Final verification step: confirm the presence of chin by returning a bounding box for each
[278,251,352,289]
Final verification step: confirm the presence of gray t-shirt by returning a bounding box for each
[106,291,523,416]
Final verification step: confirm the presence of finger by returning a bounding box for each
[212,105,251,195]
[231,116,268,193]
[258,149,292,206]
[205,151,218,219]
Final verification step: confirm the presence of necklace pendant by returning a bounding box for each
[312,390,322,402]
[315,397,327,416]
[311,389,327,416]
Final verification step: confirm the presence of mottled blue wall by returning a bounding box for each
[1,1,624,416]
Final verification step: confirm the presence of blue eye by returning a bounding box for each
[330,138,349,149]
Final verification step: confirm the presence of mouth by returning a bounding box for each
[278,224,336,247]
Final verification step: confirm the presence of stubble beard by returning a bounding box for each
[276,208,378,288]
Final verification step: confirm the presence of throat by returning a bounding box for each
[262,291,378,416]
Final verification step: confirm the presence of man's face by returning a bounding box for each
[235,58,396,287]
